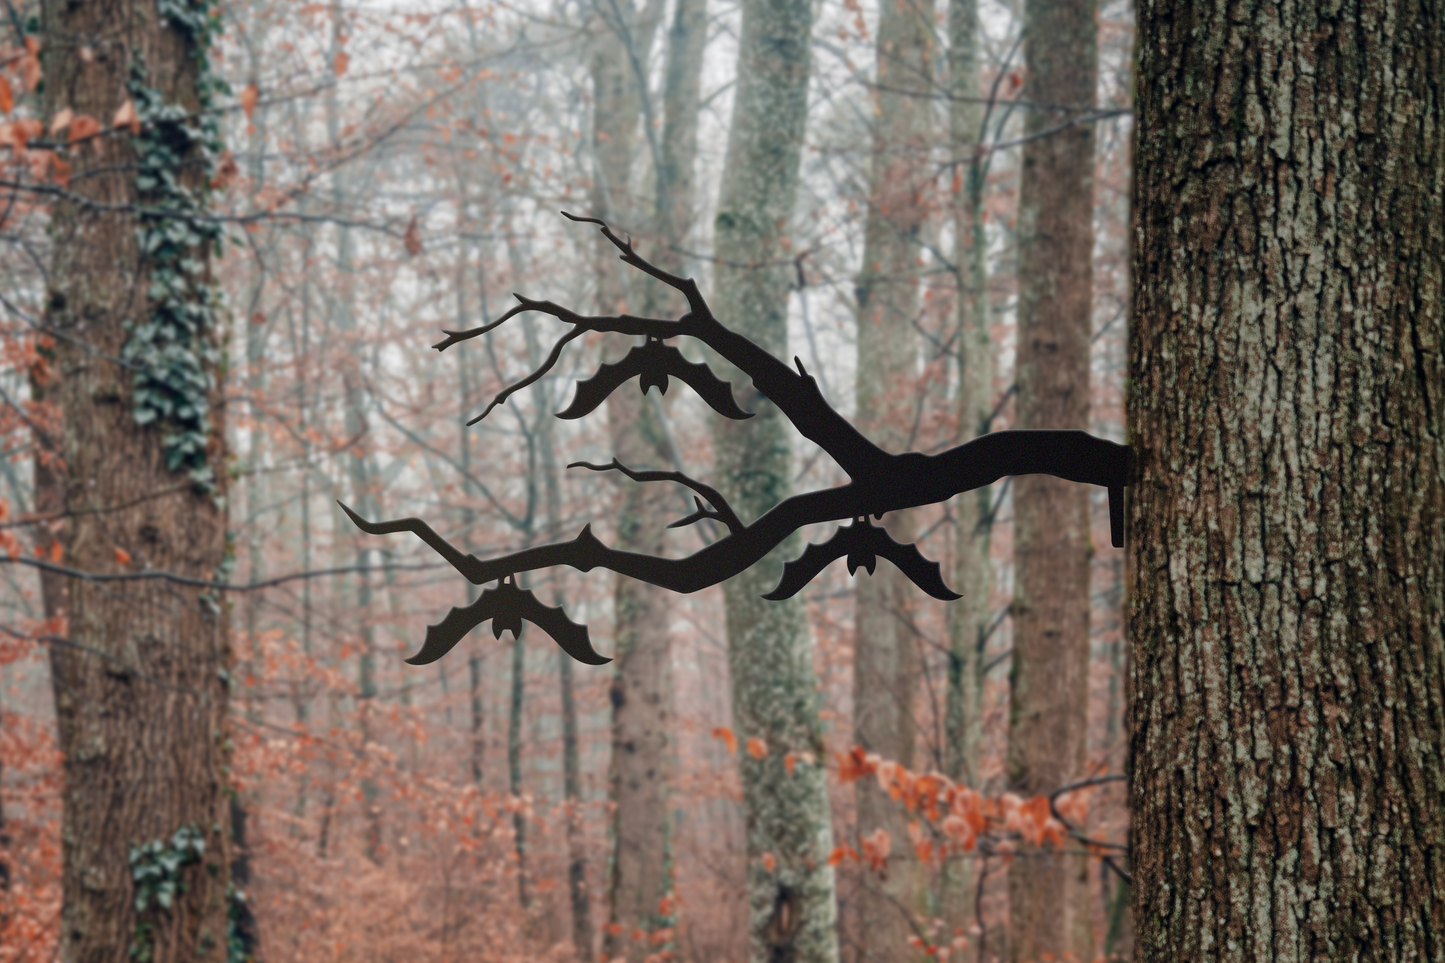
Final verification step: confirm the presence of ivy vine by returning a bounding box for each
[128,824,207,962]
[121,0,231,493]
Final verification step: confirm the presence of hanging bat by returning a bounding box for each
[763,519,962,602]
[556,339,754,421]
[404,578,611,666]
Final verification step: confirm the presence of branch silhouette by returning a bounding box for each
[344,213,1130,663]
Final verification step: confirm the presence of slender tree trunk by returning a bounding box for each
[1128,2,1444,959]
[710,0,840,958]
[509,624,531,910]
[851,0,933,952]
[1005,0,1098,959]
[584,8,680,960]
[943,0,989,937]
[39,0,232,955]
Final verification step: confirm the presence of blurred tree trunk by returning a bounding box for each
[1128,1,1444,958]
[582,4,682,961]
[1005,0,1097,960]
[942,0,988,937]
[709,0,839,958]
[851,0,933,952]
[39,0,232,955]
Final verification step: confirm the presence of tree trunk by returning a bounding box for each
[943,0,989,936]
[710,0,840,958]
[583,5,684,959]
[39,0,233,955]
[851,0,933,952]
[1006,0,1097,960]
[1128,2,1445,959]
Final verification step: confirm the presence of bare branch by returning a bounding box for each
[568,458,743,533]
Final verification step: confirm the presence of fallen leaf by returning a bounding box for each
[761,852,776,873]
[402,215,423,257]
[0,76,12,115]
[333,50,350,77]
[746,737,768,760]
[49,153,70,187]
[239,83,259,121]
[114,547,131,565]
[49,107,73,135]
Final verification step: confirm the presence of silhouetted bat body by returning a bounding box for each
[404,578,611,666]
[763,519,962,601]
[556,339,753,421]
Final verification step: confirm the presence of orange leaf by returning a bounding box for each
[50,153,70,188]
[114,547,131,565]
[112,99,139,133]
[761,852,776,873]
[49,540,63,563]
[0,76,12,115]
[68,113,100,143]
[403,215,423,257]
[784,751,797,776]
[826,845,846,866]
[746,737,768,760]
[49,107,73,135]
[239,83,259,121]
[711,726,737,755]
[333,50,350,76]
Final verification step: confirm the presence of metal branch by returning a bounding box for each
[568,458,743,533]
[347,429,1129,593]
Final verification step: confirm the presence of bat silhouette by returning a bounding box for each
[763,519,962,601]
[556,338,753,421]
[404,577,611,666]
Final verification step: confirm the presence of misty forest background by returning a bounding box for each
[4,0,1435,959]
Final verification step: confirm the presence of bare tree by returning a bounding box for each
[851,0,935,951]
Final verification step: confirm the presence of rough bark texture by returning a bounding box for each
[710,0,840,956]
[851,0,933,952]
[1128,1,1445,960]
[585,7,680,959]
[1006,0,1097,959]
[39,0,232,957]
[943,0,988,935]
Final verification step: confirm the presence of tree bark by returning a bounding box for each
[39,0,233,956]
[1006,0,1097,960]
[1128,1,1445,959]
[851,0,933,952]
[710,0,840,958]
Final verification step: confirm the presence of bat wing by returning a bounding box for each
[556,346,650,420]
[664,346,754,420]
[763,522,961,601]
[405,581,611,666]
[762,525,859,601]
[860,525,962,601]
[556,342,753,421]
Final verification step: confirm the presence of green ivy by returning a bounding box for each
[121,0,232,493]
[129,825,207,962]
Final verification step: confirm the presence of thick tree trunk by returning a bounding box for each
[851,0,933,952]
[943,0,988,936]
[39,0,232,956]
[710,0,840,959]
[1006,0,1097,960]
[1128,2,1445,959]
